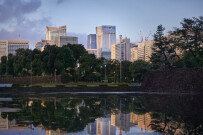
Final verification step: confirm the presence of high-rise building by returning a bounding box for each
[36,25,78,51]
[57,36,78,47]
[130,45,138,62]
[96,118,116,135]
[0,40,29,61]
[88,121,97,135]
[111,35,131,61]
[137,40,154,62]
[96,25,116,59]
[138,42,145,60]
[144,40,154,62]
[87,34,97,49]
[46,25,66,40]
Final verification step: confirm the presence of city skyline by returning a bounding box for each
[0,0,202,49]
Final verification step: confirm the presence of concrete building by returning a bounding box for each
[88,121,97,135]
[138,42,145,60]
[137,40,154,62]
[96,118,116,135]
[35,40,56,50]
[87,49,97,56]
[130,45,138,62]
[111,111,130,132]
[96,25,116,59]
[87,34,97,49]
[111,35,131,61]
[36,25,78,51]
[46,25,66,40]
[57,36,78,47]
[0,40,29,61]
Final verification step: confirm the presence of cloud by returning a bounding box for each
[57,0,64,4]
[0,0,41,23]
[0,0,52,49]
[7,28,15,33]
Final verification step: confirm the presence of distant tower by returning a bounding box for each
[96,25,116,59]
[87,34,97,49]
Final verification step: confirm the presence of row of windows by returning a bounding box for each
[8,45,28,49]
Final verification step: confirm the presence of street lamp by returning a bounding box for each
[120,59,122,83]
[30,51,32,86]
[114,71,115,83]
[54,69,57,83]
[104,64,106,80]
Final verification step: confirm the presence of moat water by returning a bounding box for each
[0,91,202,135]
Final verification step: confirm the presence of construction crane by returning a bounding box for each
[138,31,143,43]
[145,31,151,41]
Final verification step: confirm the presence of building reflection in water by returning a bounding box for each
[46,129,66,135]
[0,112,29,130]
[87,112,152,135]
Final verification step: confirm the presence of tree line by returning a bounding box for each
[0,16,202,83]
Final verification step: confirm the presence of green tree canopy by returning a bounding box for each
[129,60,151,82]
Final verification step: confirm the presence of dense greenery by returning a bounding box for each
[0,43,147,83]
[151,16,203,70]
[0,16,202,83]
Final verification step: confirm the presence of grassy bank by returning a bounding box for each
[12,82,141,88]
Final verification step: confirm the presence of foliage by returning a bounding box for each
[171,16,203,68]
[129,60,151,82]
[0,56,7,75]
[150,25,179,70]
[151,16,203,69]
[79,53,102,82]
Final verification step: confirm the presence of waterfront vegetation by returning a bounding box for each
[0,94,202,134]
[11,82,141,87]
[0,17,202,84]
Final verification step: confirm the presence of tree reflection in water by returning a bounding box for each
[0,94,202,135]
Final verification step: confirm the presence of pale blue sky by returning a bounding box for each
[0,0,202,48]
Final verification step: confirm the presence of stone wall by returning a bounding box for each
[0,75,61,85]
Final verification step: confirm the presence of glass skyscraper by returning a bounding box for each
[87,34,97,49]
[46,25,66,41]
[96,25,116,59]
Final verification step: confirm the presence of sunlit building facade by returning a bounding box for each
[36,25,78,51]
[130,45,138,62]
[46,25,66,40]
[137,40,154,62]
[96,25,116,59]
[0,40,29,61]
[111,35,131,61]
[87,49,97,56]
[144,40,154,62]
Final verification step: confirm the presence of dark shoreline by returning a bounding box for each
[0,86,201,97]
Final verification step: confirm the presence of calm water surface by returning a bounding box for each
[0,92,202,135]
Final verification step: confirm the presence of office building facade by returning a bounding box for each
[57,36,78,47]
[111,35,131,61]
[130,45,138,62]
[36,25,78,51]
[96,25,116,59]
[46,25,66,40]
[87,34,97,49]
[137,40,154,62]
[0,40,29,61]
